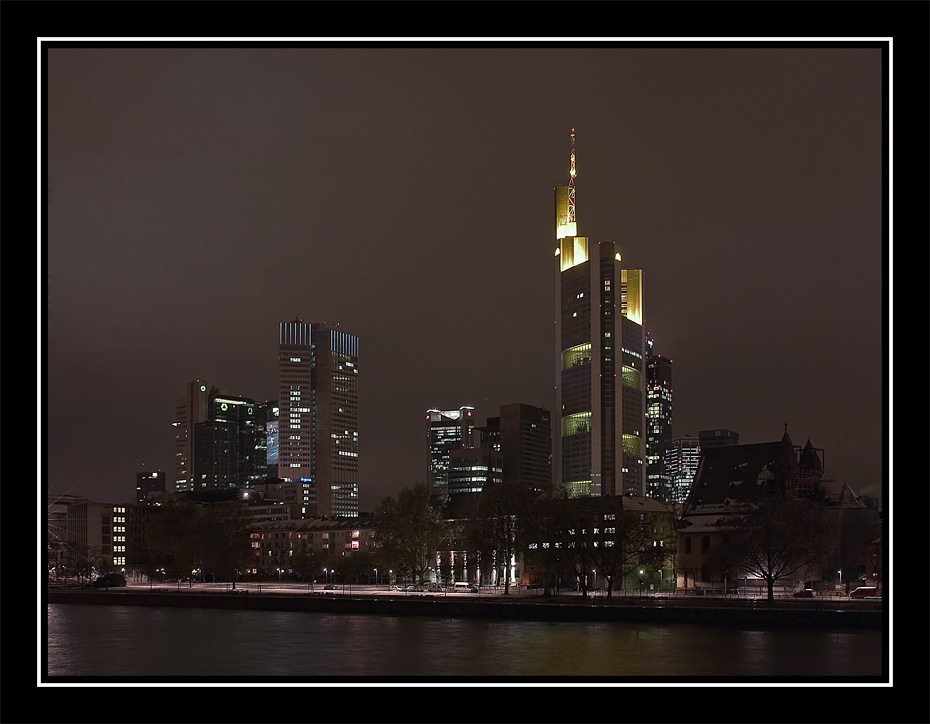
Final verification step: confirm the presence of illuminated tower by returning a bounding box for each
[665,435,701,505]
[553,130,647,497]
[646,333,674,502]
[278,320,359,517]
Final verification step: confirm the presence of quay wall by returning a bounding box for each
[46,588,882,631]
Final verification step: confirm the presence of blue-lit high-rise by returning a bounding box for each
[278,320,359,517]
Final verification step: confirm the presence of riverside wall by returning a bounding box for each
[46,588,882,631]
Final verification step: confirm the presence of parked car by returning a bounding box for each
[792,589,814,598]
[426,583,443,592]
[849,586,880,599]
[323,584,337,590]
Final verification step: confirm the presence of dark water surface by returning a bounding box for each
[46,603,883,680]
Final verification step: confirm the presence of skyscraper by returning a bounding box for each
[173,381,269,492]
[427,406,476,496]
[553,130,647,497]
[646,334,674,502]
[496,403,552,493]
[278,320,359,517]
[665,435,702,505]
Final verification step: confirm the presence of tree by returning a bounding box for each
[200,501,253,580]
[547,502,599,599]
[588,508,661,599]
[714,497,837,600]
[521,496,567,596]
[465,482,533,594]
[143,500,252,581]
[143,502,201,579]
[374,483,451,584]
[290,550,323,583]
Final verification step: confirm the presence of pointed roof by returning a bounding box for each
[781,422,792,446]
[683,432,797,511]
[798,437,823,475]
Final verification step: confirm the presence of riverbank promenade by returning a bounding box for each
[47,582,882,631]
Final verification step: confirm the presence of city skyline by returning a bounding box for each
[44,43,887,513]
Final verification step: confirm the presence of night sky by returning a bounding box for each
[44,43,887,512]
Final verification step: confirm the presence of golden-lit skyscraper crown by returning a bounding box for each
[555,128,588,270]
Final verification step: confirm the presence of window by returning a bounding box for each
[685,537,692,554]
[702,535,710,553]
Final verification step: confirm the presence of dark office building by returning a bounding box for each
[645,333,674,503]
[135,470,166,504]
[211,392,270,487]
[553,130,646,497]
[497,403,552,493]
[173,380,270,492]
[699,429,740,450]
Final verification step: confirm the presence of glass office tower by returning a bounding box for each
[426,406,476,496]
[646,333,674,502]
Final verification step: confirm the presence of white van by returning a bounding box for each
[453,582,478,593]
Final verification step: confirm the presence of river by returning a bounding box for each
[45,603,884,680]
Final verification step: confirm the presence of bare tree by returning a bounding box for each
[465,482,533,593]
[588,509,660,599]
[715,497,837,600]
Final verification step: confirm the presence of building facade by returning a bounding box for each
[249,515,378,576]
[277,320,359,517]
[51,498,134,574]
[553,130,647,498]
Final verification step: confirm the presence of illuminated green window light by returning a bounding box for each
[621,365,641,390]
[564,480,593,498]
[562,411,592,437]
[562,343,592,370]
[622,434,641,457]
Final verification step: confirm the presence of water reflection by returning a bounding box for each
[46,604,882,679]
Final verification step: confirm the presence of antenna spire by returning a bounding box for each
[568,128,576,226]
